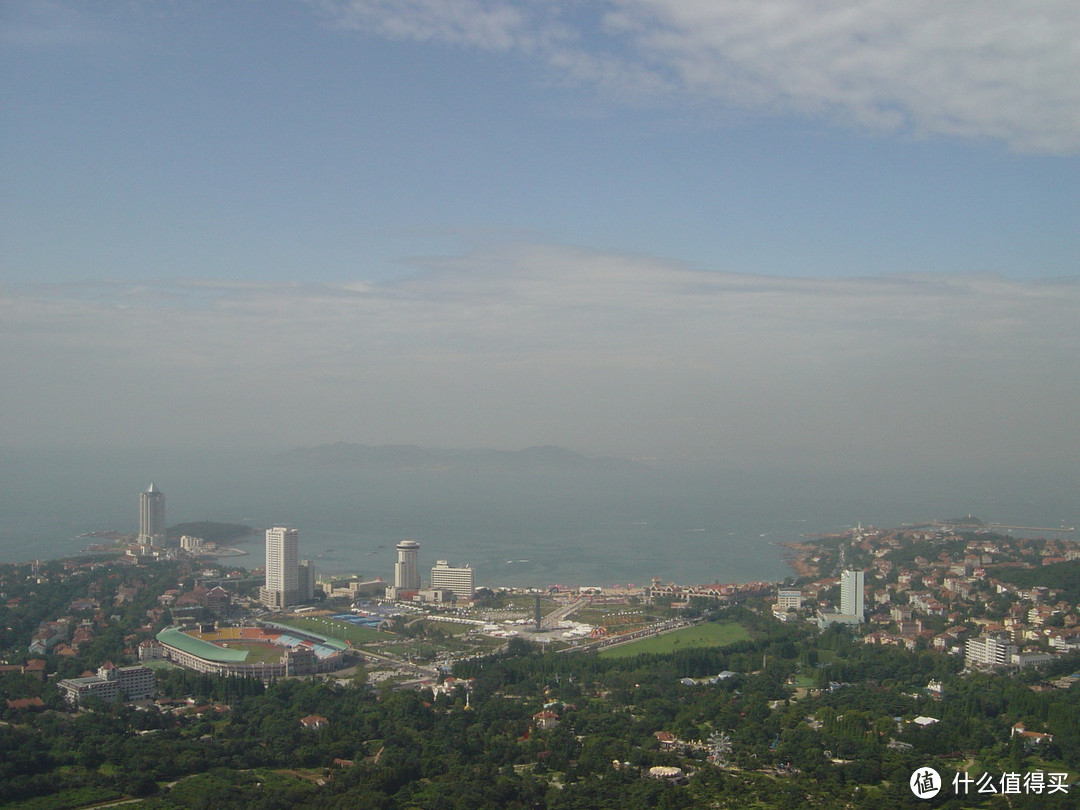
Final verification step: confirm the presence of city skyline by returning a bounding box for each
[1,2,1077,485]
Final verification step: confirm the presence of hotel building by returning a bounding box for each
[394,539,421,591]
[430,560,474,601]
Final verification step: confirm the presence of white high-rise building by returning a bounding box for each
[261,527,299,610]
[394,539,421,591]
[965,634,1017,669]
[840,570,865,622]
[430,560,474,601]
[138,483,166,546]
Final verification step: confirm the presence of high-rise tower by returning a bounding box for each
[840,569,865,622]
[394,539,421,591]
[138,483,165,546]
[261,527,299,610]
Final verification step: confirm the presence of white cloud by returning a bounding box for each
[2,246,1078,470]
[313,0,1080,153]
[310,0,544,52]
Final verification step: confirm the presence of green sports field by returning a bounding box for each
[598,621,751,659]
[220,642,285,664]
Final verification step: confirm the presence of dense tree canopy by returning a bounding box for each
[2,605,1077,807]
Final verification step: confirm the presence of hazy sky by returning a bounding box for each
[1,1,1078,472]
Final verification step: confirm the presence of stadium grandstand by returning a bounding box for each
[156,625,349,680]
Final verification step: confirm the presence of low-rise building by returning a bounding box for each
[57,662,156,706]
[776,589,803,611]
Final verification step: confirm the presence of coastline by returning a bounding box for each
[775,541,820,579]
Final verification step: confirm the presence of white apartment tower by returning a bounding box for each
[430,560,474,601]
[138,483,166,546]
[965,634,1017,669]
[394,539,421,591]
[262,527,299,610]
[840,570,865,622]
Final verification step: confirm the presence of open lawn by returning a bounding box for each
[599,621,751,659]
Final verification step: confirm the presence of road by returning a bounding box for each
[540,597,588,629]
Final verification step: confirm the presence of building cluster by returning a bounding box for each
[17,565,165,660]
[770,525,1080,673]
[644,578,773,605]
[256,529,473,610]
[320,576,386,600]
[384,539,474,603]
[159,584,232,613]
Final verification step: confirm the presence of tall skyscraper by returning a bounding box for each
[840,569,865,621]
[394,539,421,591]
[261,527,299,610]
[138,483,165,546]
[430,560,474,601]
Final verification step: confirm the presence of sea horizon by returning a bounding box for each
[1,446,1075,589]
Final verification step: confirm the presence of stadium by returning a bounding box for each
[155,624,351,680]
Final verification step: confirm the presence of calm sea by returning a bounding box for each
[1,448,1075,588]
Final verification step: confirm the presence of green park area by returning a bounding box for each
[599,620,751,659]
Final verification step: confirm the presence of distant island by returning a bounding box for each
[276,442,635,472]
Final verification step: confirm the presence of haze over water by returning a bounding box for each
[2,6,1077,595]
[2,448,1074,589]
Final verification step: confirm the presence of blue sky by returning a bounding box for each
[1,1,1078,471]
[3,0,1077,283]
